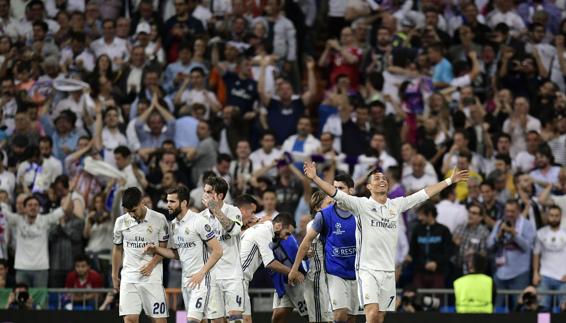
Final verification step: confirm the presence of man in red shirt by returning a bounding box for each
[65,255,104,305]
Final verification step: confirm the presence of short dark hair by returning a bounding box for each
[202,170,216,182]
[260,131,276,140]
[466,202,484,215]
[204,176,229,200]
[548,204,562,214]
[470,254,488,274]
[39,136,53,147]
[74,254,90,265]
[273,212,296,228]
[234,194,259,208]
[114,146,131,158]
[458,150,472,163]
[505,199,520,209]
[53,175,70,189]
[217,153,232,164]
[122,187,143,210]
[417,201,438,218]
[13,282,29,292]
[190,66,205,76]
[166,185,190,206]
[261,189,277,198]
[480,179,496,190]
[23,196,40,207]
[495,153,512,166]
[32,20,48,32]
[334,174,354,189]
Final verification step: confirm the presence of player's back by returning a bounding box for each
[240,221,274,281]
[113,208,169,283]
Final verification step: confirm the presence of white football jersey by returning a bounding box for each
[171,211,216,286]
[306,220,325,281]
[201,203,244,280]
[333,189,429,272]
[113,207,169,283]
[240,221,276,281]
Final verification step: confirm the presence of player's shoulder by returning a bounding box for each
[147,208,168,222]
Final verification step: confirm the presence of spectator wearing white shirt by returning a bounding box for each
[486,0,526,35]
[0,154,15,201]
[174,66,221,120]
[532,205,566,309]
[352,132,398,186]
[60,32,96,75]
[2,195,71,287]
[14,1,60,42]
[16,145,61,196]
[113,146,147,192]
[401,143,436,178]
[515,131,541,172]
[255,189,279,221]
[503,97,542,158]
[52,89,94,131]
[230,140,254,196]
[402,154,438,194]
[436,186,468,234]
[38,136,63,183]
[94,106,128,167]
[250,131,282,178]
[529,145,561,193]
[281,116,321,164]
[90,19,129,69]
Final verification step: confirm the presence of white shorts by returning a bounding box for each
[242,280,252,316]
[181,282,210,320]
[206,278,245,319]
[304,273,333,322]
[272,284,308,317]
[327,274,363,315]
[356,269,396,311]
[119,282,168,318]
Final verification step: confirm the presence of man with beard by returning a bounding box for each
[239,212,304,323]
[532,205,566,309]
[145,186,223,323]
[304,161,469,323]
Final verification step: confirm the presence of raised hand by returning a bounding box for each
[303,161,317,180]
[450,168,470,184]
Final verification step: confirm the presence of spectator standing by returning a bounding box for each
[487,200,536,308]
[452,203,490,277]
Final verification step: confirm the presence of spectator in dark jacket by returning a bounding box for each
[409,201,453,288]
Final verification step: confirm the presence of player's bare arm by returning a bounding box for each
[289,227,318,284]
[144,243,180,260]
[267,260,299,278]
[140,241,167,276]
[424,167,470,198]
[304,161,336,196]
[111,244,123,291]
[208,197,236,231]
[188,238,223,289]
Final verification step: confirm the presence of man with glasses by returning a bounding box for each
[452,203,490,277]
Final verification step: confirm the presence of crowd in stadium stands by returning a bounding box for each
[1,0,566,313]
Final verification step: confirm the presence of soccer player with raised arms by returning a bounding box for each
[304,162,469,323]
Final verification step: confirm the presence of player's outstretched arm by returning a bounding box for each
[424,168,469,198]
[111,244,123,290]
[304,161,337,197]
[145,243,179,260]
[289,227,318,284]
